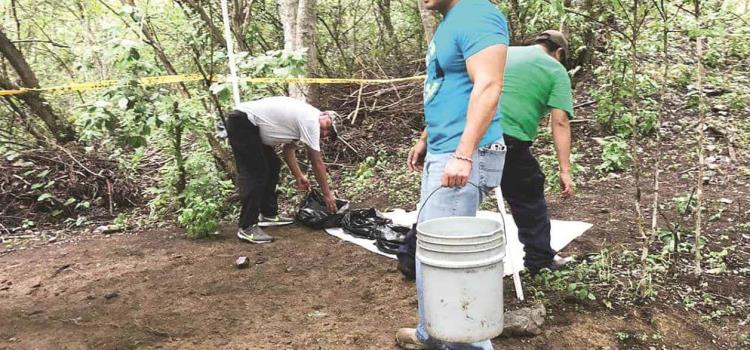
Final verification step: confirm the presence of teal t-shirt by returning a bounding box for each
[500,46,574,142]
[424,0,510,154]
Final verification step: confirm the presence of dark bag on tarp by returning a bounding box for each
[295,190,350,229]
[341,208,391,239]
[374,224,409,255]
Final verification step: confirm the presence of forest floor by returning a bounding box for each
[2,72,750,350]
[1,122,748,350]
[0,193,747,350]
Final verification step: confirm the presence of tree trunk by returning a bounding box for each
[231,0,253,53]
[376,0,397,46]
[694,0,705,275]
[416,0,439,46]
[279,0,319,104]
[576,0,597,67]
[651,0,669,262]
[624,0,648,298]
[0,29,76,143]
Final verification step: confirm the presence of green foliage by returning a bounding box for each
[705,245,735,274]
[597,137,631,173]
[75,40,166,148]
[209,49,306,103]
[339,150,421,209]
[533,265,597,302]
[354,156,378,180]
[175,151,234,238]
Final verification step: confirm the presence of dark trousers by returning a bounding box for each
[226,111,281,229]
[501,135,556,272]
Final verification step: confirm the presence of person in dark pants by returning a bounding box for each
[226,96,338,244]
[397,30,575,280]
[500,30,575,275]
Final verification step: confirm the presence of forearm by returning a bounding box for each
[309,152,333,196]
[419,129,428,142]
[282,145,305,179]
[455,82,502,157]
[551,112,572,173]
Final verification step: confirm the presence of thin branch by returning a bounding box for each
[11,40,70,49]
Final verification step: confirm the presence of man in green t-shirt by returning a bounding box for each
[500,30,575,276]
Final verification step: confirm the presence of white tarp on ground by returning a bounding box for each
[324,210,592,276]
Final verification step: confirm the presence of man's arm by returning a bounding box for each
[442,44,508,187]
[306,147,337,213]
[282,144,310,191]
[407,129,428,171]
[550,108,574,196]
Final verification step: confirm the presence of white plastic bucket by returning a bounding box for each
[416,216,505,343]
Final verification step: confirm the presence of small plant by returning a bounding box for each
[597,137,631,173]
[534,268,596,302]
[616,331,631,342]
[705,246,735,274]
[21,219,35,230]
[114,212,130,230]
[673,192,696,215]
[739,334,750,347]
[178,195,222,238]
[355,156,378,180]
[176,154,234,238]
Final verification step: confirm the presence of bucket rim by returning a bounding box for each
[417,216,504,240]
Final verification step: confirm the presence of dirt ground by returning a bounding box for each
[0,216,743,350]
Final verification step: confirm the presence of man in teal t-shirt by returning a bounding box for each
[397,0,509,349]
[500,30,575,276]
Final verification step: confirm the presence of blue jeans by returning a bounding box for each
[414,141,506,350]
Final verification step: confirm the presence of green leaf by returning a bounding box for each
[31,183,44,190]
[44,181,56,189]
[22,169,36,177]
[52,209,64,217]
[38,193,53,202]
[36,169,50,178]
[64,198,77,206]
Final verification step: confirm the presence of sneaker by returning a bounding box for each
[258,214,294,227]
[237,226,275,244]
[395,328,429,350]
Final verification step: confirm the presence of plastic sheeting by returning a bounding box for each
[325,209,592,276]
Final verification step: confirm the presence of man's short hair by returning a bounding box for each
[321,111,339,140]
[534,30,569,62]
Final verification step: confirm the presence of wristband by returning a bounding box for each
[453,154,473,164]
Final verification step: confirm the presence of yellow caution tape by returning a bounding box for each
[0,74,426,97]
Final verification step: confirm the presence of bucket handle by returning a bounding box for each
[416,182,481,224]
[416,182,507,236]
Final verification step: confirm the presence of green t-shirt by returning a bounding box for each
[500,46,574,141]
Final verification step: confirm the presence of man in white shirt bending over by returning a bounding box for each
[226,96,339,243]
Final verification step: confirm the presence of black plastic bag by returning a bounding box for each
[341,208,391,239]
[374,224,409,255]
[295,190,350,229]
